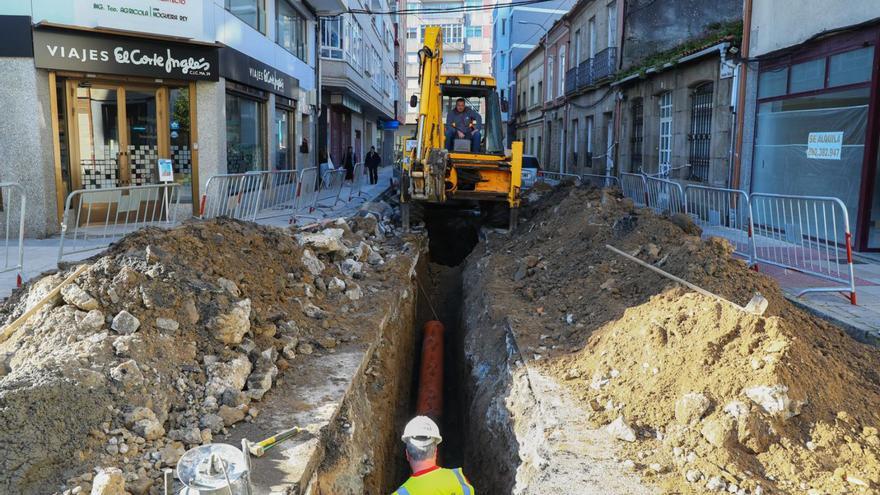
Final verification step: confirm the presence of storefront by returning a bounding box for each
[32,26,218,214]
[219,47,300,174]
[750,25,880,251]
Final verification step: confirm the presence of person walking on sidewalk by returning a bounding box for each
[391,416,475,495]
[343,146,356,182]
[365,146,381,185]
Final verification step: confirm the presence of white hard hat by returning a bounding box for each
[401,416,443,447]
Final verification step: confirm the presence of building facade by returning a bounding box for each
[0,0,338,237]
[402,0,494,133]
[492,0,573,145]
[738,0,880,251]
[513,45,545,159]
[318,4,401,170]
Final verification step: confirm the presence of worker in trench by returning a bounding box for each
[391,416,475,494]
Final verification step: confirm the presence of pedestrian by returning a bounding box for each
[343,146,355,182]
[365,146,381,185]
[391,416,475,495]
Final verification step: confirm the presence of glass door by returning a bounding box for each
[123,87,160,187]
[69,82,123,190]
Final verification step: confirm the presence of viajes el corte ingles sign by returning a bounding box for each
[32,0,206,41]
[220,48,299,99]
[33,28,218,81]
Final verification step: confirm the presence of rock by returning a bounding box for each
[513,264,528,281]
[205,354,252,397]
[127,477,152,495]
[685,469,703,483]
[245,349,279,401]
[318,337,338,349]
[367,249,384,266]
[301,249,325,276]
[218,405,247,426]
[606,415,637,442]
[111,311,140,335]
[0,352,11,377]
[168,427,203,446]
[216,277,241,297]
[340,259,363,279]
[670,213,702,236]
[155,317,179,333]
[296,228,348,254]
[675,392,712,426]
[200,414,224,434]
[645,243,661,259]
[328,277,346,293]
[90,467,125,495]
[109,360,144,387]
[345,285,363,301]
[301,301,327,319]
[600,278,617,291]
[297,342,314,355]
[76,310,105,332]
[743,385,803,420]
[62,284,99,311]
[705,476,727,491]
[159,441,186,466]
[184,298,200,324]
[132,418,165,441]
[700,415,736,448]
[211,299,252,344]
[123,407,158,428]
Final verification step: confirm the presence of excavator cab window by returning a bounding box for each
[440,86,505,155]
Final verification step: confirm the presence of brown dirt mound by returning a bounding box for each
[480,184,880,494]
[0,216,409,494]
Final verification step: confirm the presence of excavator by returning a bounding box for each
[401,25,523,230]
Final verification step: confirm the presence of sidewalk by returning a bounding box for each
[0,165,394,300]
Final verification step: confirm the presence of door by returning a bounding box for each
[275,107,294,171]
[606,115,615,176]
[658,91,673,175]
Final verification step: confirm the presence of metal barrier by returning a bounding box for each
[256,170,299,220]
[750,193,857,304]
[645,176,686,215]
[537,171,583,185]
[201,172,266,221]
[0,183,25,285]
[59,184,181,262]
[684,185,754,262]
[619,173,648,207]
[579,174,619,189]
[317,169,346,209]
[348,162,368,202]
[290,167,320,223]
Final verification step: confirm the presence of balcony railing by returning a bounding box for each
[565,67,578,95]
[592,47,618,82]
[577,59,593,89]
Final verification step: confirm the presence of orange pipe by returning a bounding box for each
[416,320,445,420]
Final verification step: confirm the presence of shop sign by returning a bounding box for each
[807,132,844,160]
[220,48,298,99]
[32,0,207,41]
[33,27,218,81]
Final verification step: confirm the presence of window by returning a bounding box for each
[529,85,534,105]
[829,47,874,87]
[225,0,265,33]
[169,88,193,203]
[571,118,579,168]
[658,91,672,175]
[501,18,506,35]
[607,2,617,48]
[321,17,343,59]
[226,91,266,173]
[466,26,482,38]
[529,136,534,153]
[688,83,713,182]
[499,53,507,71]
[759,47,875,100]
[407,27,418,39]
[277,0,307,60]
[466,0,481,6]
[537,81,543,103]
[546,56,554,102]
[406,2,419,9]
[537,135,542,158]
[275,105,295,171]
[588,17,596,58]
[558,45,566,98]
[790,59,825,94]
[630,98,643,171]
[421,24,462,43]
[574,29,581,64]
[586,115,593,160]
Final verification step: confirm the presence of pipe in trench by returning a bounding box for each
[416,320,445,420]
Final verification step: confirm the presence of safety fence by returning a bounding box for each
[619,173,648,207]
[645,176,685,216]
[537,171,583,185]
[257,170,300,220]
[537,172,619,189]
[59,183,181,262]
[201,170,302,222]
[317,169,346,209]
[579,174,619,189]
[290,167,320,223]
[0,183,26,286]
[348,163,368,202]
[684,185,754,262]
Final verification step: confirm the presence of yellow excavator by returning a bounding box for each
[401,26,523,230]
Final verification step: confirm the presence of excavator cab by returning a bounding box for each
[439,83,505,155]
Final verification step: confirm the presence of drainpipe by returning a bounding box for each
[314,20,322,170]
[731,0,753,190]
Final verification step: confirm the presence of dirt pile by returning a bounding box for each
[0,213,408,495]
[478,184,880,494]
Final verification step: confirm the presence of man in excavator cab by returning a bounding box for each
[444,97,482,153]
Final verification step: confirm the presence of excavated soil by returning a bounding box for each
[0,215,413,495]
[476,183,880,494]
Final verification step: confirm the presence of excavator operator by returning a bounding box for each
[391,416,475,495]
[444,98,482,153]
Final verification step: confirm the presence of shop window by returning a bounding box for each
[630,98,643,171]
[225,0,265,33]
[277,0,307,60]
[466,26,482,38]
[790,58,825,94]
[688,83,713,182]
[758,67,788,99]
[321,17,344,59]
[829,46,874,87]
[226,92,266,174]
[169,88,193,203]
[658,91,673,175]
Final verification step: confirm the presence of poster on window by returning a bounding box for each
[32,0,206,40]
[806,132,844,160]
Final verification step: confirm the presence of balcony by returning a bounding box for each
[577,59,593,89]
[565,67,578,96]
[592,47,618,82]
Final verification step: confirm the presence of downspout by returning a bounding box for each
[731,0,753,189]
[315,19,322,170]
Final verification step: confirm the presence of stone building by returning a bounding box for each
[513,45,545,159]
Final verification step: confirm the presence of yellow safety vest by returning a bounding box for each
[392,466,474,495]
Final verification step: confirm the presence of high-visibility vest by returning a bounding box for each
[392,466,474,495]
